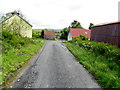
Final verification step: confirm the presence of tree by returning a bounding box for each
[60,20,84,40]
[0,12,10,23]
[89,23,94,29]
[0,10,27,23]
[41,29,48,38]
[60,27,69,40]
[70,20,84,29]
[17,10,26,19]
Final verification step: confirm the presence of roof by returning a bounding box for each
[92,21,120,27]
[0,14,32,27]
[44,31,55,35]
[70,28,91,38]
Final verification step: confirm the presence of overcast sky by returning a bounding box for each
[0,0,119,29]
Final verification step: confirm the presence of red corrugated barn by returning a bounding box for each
[90,22,120,47]
[68,28,91,41]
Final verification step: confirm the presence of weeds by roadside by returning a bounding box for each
[65,35,120,88]
[1,30,45,87]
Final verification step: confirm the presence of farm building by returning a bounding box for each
[41,30,56,39]
[68,28,91,41]
[90,21,120,47]
[0,11,32,38]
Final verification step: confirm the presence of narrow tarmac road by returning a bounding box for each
[12,41,100,88]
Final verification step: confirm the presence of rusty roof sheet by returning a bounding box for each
[92,21,120,27]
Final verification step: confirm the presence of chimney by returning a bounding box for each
[11,11,19,15]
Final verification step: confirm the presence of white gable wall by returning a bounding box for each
[1,15,32,38]
[67,32,72,41]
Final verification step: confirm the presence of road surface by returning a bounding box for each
[12,41,100,88]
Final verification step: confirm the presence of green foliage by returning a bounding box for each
[79,35,88,40]
[60,20,85,40]
[32,30,41,38]
[89,23,94,29]
[40,29,49,39]
[60,36,67,40]
[71,35,88,43]
[0,12,12,22]
[2,30,33,53]
[60,27,69,40]
[75,41,120,62]
[70,20,84,29]
[1,30,45,86]
[63,27,69,32]
[66,39,120,88]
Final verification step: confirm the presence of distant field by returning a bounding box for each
[33,29,62,31]
[33,29,43,32]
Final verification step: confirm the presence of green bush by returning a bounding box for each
[67,34,120,88]
[2,30,33,53]
[78,41,119,61]
[60,35,67,40]
[32,30,41,38]
[72,36,81,43]
[71,38,120,67]
[2,30,45,86]
[71,35,88,43]
[66,42,120,88]
[79,35,88,40]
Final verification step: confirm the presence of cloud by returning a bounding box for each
[0,0,119,29]
[67,5,82,11]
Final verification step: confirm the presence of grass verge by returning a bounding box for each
[1,39,45,88]
[66,42,120,88]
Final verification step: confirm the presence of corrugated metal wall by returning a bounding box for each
[90,22,120,47]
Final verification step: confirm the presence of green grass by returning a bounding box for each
[1,39,45,87]
[0,32,2,86]
[66,42,120,88]
[32,29,42,39]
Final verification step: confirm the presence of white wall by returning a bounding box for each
[67,32,72,41]
[2,15,32,38]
